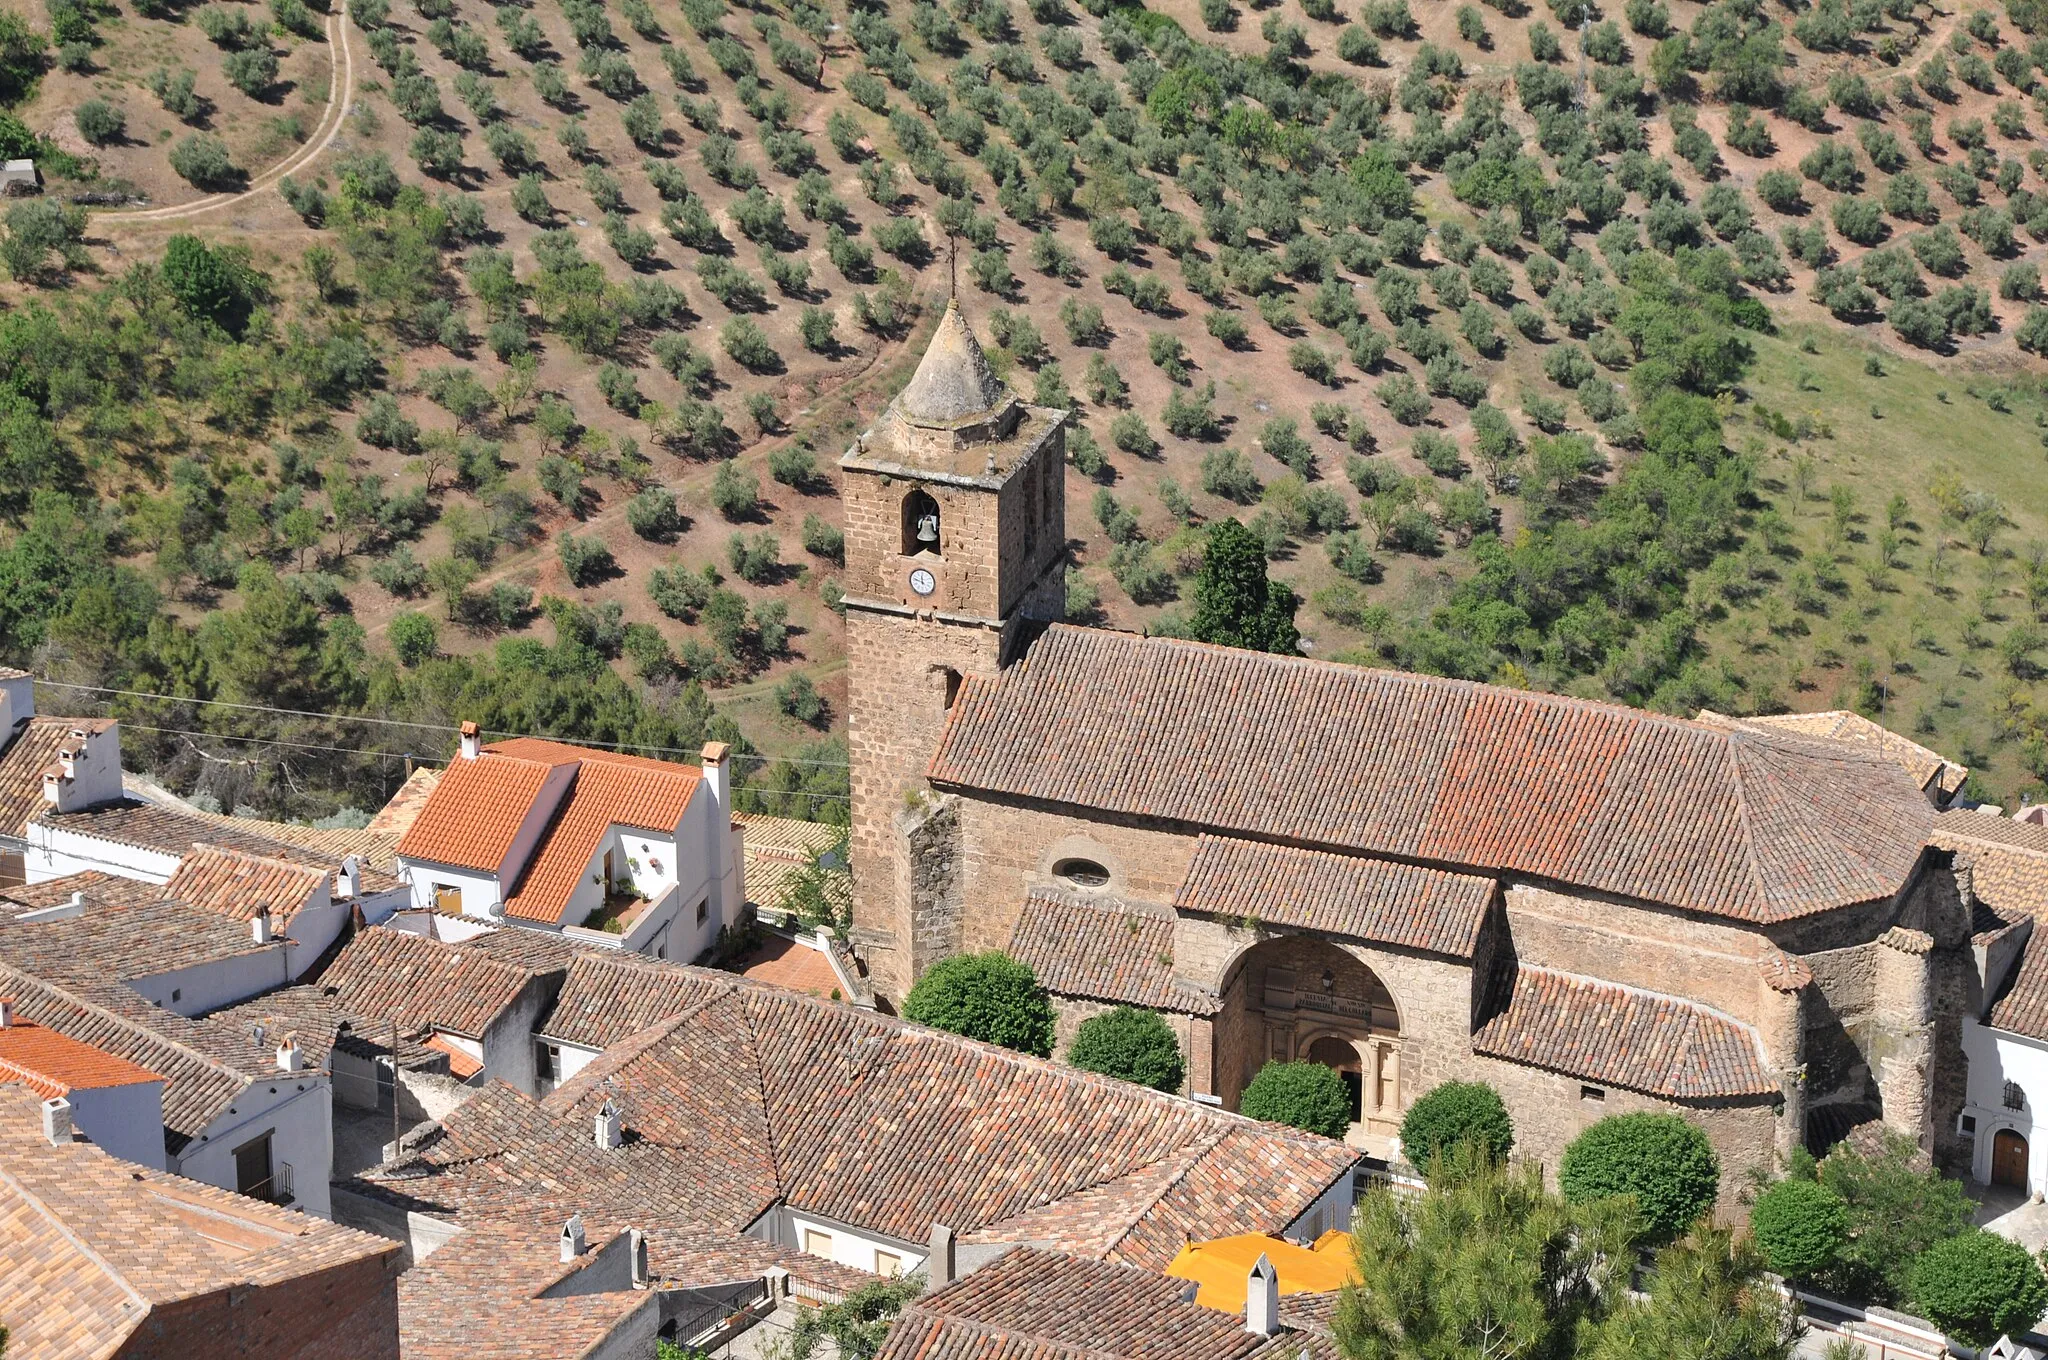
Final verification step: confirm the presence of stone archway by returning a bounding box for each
[1215,934,1403,1142]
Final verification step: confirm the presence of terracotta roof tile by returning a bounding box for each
[318,927,560,1039]
[930,628,1932,923]
[1989,930,2048,1042]
[503,758,699,923]
[395,754,561,872]
[874,1247,1275,1360]
[1473,967,1775,1100]
[1007,892,1212,1013]
[1174,836,1494,958]
[733,933,847,999]
[163,844,330,924]
[538,952,728,1049]
[0,871,162,911]
[0,1086,398,1360]
[0,1017,164,1098]
[0,717,115,837]
[365,765,441,836]
[1935,809,2048,855]
[190,813,404,875]
[0,893,280,988]
[422,1032,484,1079]
[1703,709,1968,798]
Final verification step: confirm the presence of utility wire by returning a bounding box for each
[32,678,854,768]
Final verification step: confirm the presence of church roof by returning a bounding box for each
[927,627,1934,924]
[896,299,1008,425]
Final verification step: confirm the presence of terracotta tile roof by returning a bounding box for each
[191,812,404,875]
[0,1017,164,1098]
[875,1247,1274,1360]
[930,628,1933,923]
[538,952,728,1049]
[0,1086,399,1360]
[1473,966,1776,1100]
[31,799,400,888]
[733,932,847,1000]
[742,813,852,921]
[366,765,441,835]
[0,893,280,988]
[317,927,561,1039]
[423,1032,484,1079]
[503,758,699,924]
[486,736,698,774]
[357,974,1356,1271]
[0,871,162,911]
[1933,812,2048,931]
[1703,709,1968,799]
[163,844,331,924]
[1174,836,1494,959]
[0,717,115,836]
[735,812,843,858]
[1935,809,2048,855]
[1989,930,2048,1043]
[395,753,562,872]
[1006,891,1213,1013]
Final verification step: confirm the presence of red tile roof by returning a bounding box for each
[1473,966,1776,1099]
[733,932,846,1000]
[1989,927,2048,1043]
[929,627,1932,923]
[0,1017,164,1098]
[1703,709,1968,799]
[163,844,330,924]
[1006,892,1214,1013]
[1174,836,1494,958]
[538,953,728,1049]
[0,871,162,911]
[318,927,559,1039]
[0,717,115,836]
[396,753,562,872]
[358,974,1357,1271]
[366,765,442,836]
[423,1032,484,1079]
[503,758,699,924]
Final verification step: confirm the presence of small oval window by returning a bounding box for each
[1053,858,1110,888]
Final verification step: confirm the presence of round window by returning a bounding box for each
[1053,858,1111,888]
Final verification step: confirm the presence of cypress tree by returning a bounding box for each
[1189,518,1300,654]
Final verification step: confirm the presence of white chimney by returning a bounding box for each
[630,1229,650,1287]
[0,998,13,1028]
[594,1099,622,1150]
[700,742,734,929]
[459,721,481,760]
[14,894,85,923]
[337,855,360,900]
[1245,1253,1278,1337]
[928,1223,956,1287]
[276,1035,302,1072]
[251,913,273,945]
[42,1096,72,1146]
[560,1214,587,1262]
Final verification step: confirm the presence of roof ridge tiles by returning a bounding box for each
[0,960,255,1089]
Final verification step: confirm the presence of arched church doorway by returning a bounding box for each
[1216,935,1402,1141]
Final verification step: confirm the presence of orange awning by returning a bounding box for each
[1166,1231,1356,1312]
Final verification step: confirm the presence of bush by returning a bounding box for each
[1750,1177,1848,1281]
[1239,1061,1353,1138]
[626,487,681,540]
[900,951,1056,1057]
[1911,1230,2048,1347]
[1068,1006,1185,1091]
[711,461,759,521]
[557,534,614,585]
[389,610,439,666]
[1559,1113,1719,1244]
[1399,1080,1513,1173]
[73,98,122,145]
[168,133,238,189]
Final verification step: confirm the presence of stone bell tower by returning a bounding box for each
[839,300,1067,1001]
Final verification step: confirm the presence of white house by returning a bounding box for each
[394,729,744,964]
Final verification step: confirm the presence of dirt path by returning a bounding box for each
[99,8,356,225]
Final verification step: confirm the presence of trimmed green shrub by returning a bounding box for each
[1749,1177,1848,1280]
[1910,1229,2048,1347]
[1240,1060,1353,1138]
[1559,1112,1719,1244]
[1068,1006,1185,1092]
[1399,1080,1513,1172]
[389,610,439,666]
[901,952,1056,1057]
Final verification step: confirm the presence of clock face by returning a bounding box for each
[908,567,937,597]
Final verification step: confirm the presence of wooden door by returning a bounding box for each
[1994,1128,2030,1188]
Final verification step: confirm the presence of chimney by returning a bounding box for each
[42,1096,72,1146]
[560,1214,587,1262]
[14,894,85,923]
[251,913,273,945]
[927,1223,956,1288]
[1245,1254,1278,1337]
[594,1099,622,1150]
[337,855,360,900]
[276,1035,302,1072]
[459,721,480,760]
[630,1229,650,1287]
[0,670,33,737]
[700,742,734,930]
[0,998,11,1028]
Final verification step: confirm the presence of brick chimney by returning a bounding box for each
[40,724,123,814]
[459,721,481,761]
[42,1096,72,1146]
[560,1214,587,1262]
[1245,1254,1278,1337]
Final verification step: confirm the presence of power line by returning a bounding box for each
[32,678,854,768]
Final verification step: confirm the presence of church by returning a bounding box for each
[836,300,1977,1202]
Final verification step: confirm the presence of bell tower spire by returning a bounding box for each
[838,299,1067,1000]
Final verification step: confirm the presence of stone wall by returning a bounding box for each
[1502,884,1771,1026]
